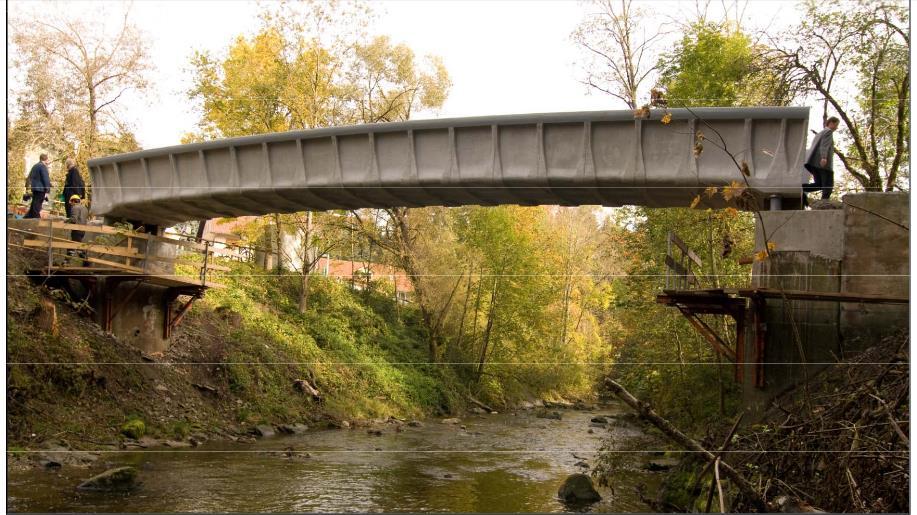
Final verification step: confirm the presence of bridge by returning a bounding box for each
[87,107,810,225]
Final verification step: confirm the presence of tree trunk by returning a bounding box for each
[273,213,283,271]
[477,273,500,380]
[455,268,473,350]
[299,211,313,313]
[299,272,311,313]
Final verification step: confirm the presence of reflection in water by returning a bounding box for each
[8,405,664,512]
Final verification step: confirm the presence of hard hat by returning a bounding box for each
[69,194,81,202]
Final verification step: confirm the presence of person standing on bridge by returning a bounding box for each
[26,154,51,218]
[67,194,89,259]
[63,158,86,220]
[802,116,839,207]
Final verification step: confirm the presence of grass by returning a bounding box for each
[7,253,597,447]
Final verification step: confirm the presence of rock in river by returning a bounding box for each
[535,410,563,420]
[441,418,461,424]
[557,473,602,503]
[76,466,139,492]
[277,424,309,435]
[252,425,276,438]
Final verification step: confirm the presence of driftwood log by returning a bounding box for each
[604,378,766,511]
[468,396,495,413]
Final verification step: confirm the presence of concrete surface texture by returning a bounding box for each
[745,192,909,409]
[87,107,810,225]
[102,279,170,354]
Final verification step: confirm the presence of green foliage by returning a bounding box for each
[187,4,450,139]
[428,205,609,403]
[169,420,192,440]
[202,261,461,420]
[659,22,791,107]
[605,206,752,428]
[120,417,146,439]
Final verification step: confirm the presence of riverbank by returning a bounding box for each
[7,251,600,460]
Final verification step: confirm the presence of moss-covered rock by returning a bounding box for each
[120,418,145,439]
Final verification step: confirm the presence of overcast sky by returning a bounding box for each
[9,0,808,150]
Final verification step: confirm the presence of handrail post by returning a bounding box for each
[201,241,210,286]
[47,217,54,275]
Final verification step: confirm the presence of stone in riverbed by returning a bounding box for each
[590,416,607,424]
[558,473,602,504]
[535,410,563,420]
[441,418,461,424]
[252,425,276,438]
[407,420,423,427]
[278,423,309,435]
[76,466,139,492]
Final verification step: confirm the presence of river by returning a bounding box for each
[8,403,666,512]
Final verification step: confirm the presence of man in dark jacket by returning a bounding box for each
[63,158,86,219]
[802,117,839,207]
[26,153,52,218]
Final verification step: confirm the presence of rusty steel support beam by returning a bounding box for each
[163,289,202,339]
[677,306,737,362]
[749,293,767,388]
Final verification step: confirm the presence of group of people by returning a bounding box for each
[25,154,89,245]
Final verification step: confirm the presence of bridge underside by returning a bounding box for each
[88,108,810,226]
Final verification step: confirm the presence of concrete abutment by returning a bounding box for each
[743,192,909,413]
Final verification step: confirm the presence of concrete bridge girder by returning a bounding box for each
[88,108,810,226]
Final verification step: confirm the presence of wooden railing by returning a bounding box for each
[8,219,227,289]
[664,231,703,290]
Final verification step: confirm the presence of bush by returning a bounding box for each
[120,418,145,439]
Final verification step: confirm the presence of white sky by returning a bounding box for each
[9,0,811,150]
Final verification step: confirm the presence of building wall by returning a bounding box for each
[204,216,414,296]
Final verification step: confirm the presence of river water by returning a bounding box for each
[8,403,665,512]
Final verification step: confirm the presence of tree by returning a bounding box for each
[770,1,909,191]
[658,22,795,107]
[348,36,450,123]
[9,5,152,167]
[187,2,451,313]
[187,4,450,137]
[573,0,664,108]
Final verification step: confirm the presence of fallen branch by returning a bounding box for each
[468,395,495,413]
[714,458,726,513]
[868,391,909,446]
[604,378,766,510]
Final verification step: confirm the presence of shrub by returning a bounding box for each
[120,417,145,439]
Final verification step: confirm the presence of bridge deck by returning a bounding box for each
[88,107,811,225]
